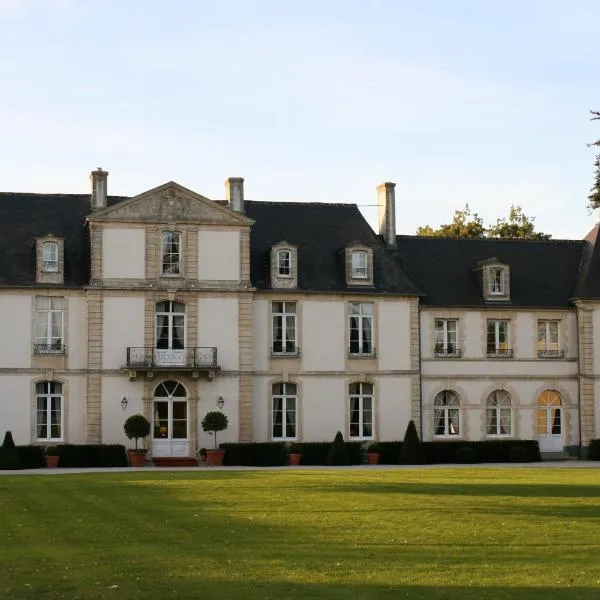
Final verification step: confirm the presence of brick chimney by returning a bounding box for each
[377,182,397,248]
[225,177,245,213]
[90,167,108,211]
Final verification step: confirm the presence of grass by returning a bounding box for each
[1,468,600,599]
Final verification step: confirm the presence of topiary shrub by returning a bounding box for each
[123,414,150,450]
[399,420,425,464]
[588,439,600,460]
[327,431,351,466]
[454,446,479,464]
[0,431,21,470]
[509,445,530,463]
[201,411,228,448]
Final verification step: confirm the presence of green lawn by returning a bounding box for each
[1,468,600,599]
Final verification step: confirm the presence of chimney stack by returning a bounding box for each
[225,177,245,213]
[377,182,397,248]
[90,167,108,211]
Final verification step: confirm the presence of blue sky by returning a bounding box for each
[1,0,599,238]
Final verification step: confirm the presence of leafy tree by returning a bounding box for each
[416,204,485,239]
[588,110,600,211]
[201,411,228,449]
[487,205,551,240]
[123,414,150,450]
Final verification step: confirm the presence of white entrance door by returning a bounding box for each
[537,390,563,453]
[152,381,189,457]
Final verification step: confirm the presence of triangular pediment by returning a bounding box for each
[89,181,253,226]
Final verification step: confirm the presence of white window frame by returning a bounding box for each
[161,231,182,276]
[487,319,510,356]
[351,251,368,279]
[276,250,292,278]
[433,390,461,437]
[35,297,64,354]
[349,382,374,440]
[434,319,458,356]
[271,301,297,355]
[348,302,374,356]
[486,390,512,437]
[155,301,186,350]
[489,267,504,295]
[272,382,297,440]
[42,242,59,272]
[537,319,561,357]
[36,381,63,441]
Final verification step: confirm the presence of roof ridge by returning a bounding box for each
[396,234,585,244]
[245,199,359,208]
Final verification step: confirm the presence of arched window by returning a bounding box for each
[42,242,58,272]
[272,382,297,439]
[161,231,181,275]
[486,390,512,436]
[349,382,374,439]
[537,390,562,435]
[434,390,460,436]
[36,381,63,441]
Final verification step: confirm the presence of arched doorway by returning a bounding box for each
[153,380,189,457]
[537,390,563,453]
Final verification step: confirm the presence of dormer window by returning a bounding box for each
[351,251,368,279]
[161,231,181,276]
[489,267,504,295]
[345,243,373,286]
[277,249,291,277]
[42,242,59,272]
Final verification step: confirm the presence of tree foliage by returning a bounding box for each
[588,110,600,211]
[417,204,550,240]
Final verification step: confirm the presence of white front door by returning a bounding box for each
[537,390,563,453]
[152,381,189,457]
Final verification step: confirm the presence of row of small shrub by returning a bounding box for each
[588,439,600,460]
[49,444,128,468]
[219,439,541,466]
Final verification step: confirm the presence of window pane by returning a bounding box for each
[486,408,497,435]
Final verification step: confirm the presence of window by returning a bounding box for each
[538,320,561,358]
[349,382,373,439]
[272,382,297,439]
[161,231,181,275]
[486,390,512,436]
[36,381,63,441]
[349,303,374,356]
[434,319,459,356]
[487,319,511,357]
[272,301,297,355]
[489,267,504,295]
[351,251,368,279]
[434,390,460,436]
[42,242,58,272]
[277,250,291,277]
[156,301,185,350]
[34,297,64,354]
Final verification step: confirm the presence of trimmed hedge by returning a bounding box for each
[423,440,541,464]
[16,445,45,469]
[221,443,288,467]
[53,444,128,468]
[377,442,403,464]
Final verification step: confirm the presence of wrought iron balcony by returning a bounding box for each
[125,347,218,369]
[434,345,462,358]
[538,349,565,359]
[33,343,66,355]
[486,348,513,359]
[347,347,377,358]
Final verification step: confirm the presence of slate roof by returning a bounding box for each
[574,223,600,299]
[245,201,420,295]
[393,235,586,308]
[0,193,127,287]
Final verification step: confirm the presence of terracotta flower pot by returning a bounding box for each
[127,449,147,467]
[288,453,302,466]
[45,455,59,468]
[206,449,225,466]
[367,452,380,465]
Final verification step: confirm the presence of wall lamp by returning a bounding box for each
[217,395,225,410]
[121,396,128,410]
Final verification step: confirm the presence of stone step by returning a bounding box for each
[152,456,199,467]
[540,452,573,461]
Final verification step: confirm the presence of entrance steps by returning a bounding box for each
[152,456,199,468]
[540,451,573,461]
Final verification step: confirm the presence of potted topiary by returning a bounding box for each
[198,448,208,464]
[288,442,302,466]
[366,442,381,465]
[45,445,60,468]
[201,411,228,466]
[123,414,151,467]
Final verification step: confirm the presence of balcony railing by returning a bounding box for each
[33,343,66,355]
[434,346,462,358]
[348,347,377,358]
[271,346,301,358]
[487,348,513,359]
[538,349,565,359]
[126,347,218,369]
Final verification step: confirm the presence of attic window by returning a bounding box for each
[277,249,291,277]
[42,242,59,272]
[489,267,504,295]
[271,244,297,289]
[351,251,368,279]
